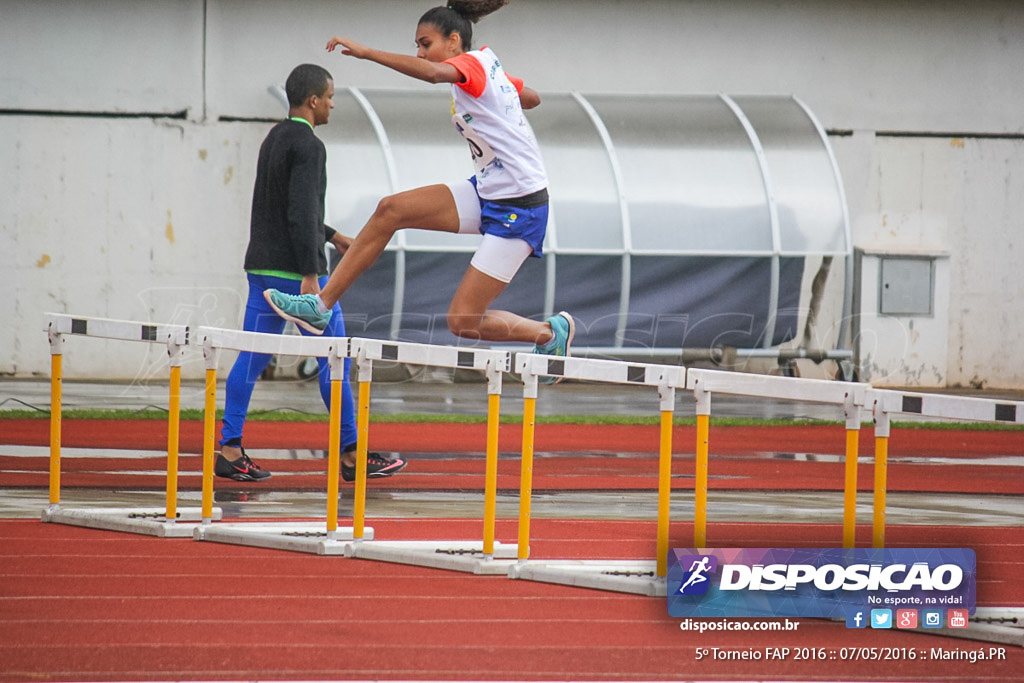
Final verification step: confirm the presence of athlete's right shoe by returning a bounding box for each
[533,311,575,384]
[341,452,407,482]
[263,289,331,335]
[215,449,271,481]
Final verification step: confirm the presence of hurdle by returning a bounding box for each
[867,388,1024,548]
[40,313,222,536]
[506,353,686,596]
[686,368,870,547]
[340,337,518,574]
[190,327,372,554]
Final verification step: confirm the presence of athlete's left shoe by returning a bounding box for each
[214,449,271,481]
[341,452,408,482]
[263,289,331,335]
[533,311,575,384]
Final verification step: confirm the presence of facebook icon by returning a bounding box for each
[845,609,867,629]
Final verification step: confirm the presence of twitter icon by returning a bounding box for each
[870,609,893,629]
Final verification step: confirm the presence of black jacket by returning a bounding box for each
[244,119,336,276]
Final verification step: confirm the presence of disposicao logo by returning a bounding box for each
[667,548,975,620]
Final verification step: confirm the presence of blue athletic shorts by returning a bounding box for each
[478,199,548,258]
[456,176,548,258]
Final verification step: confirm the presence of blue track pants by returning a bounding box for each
[220,273,356,450]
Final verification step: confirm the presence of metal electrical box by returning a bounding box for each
[853,249,950,386]
[879,257,934,316]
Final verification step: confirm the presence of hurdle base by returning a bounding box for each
[41,506,223,538]
[193,521,374,555]
[345,540,518,575]
[508,559,666,596]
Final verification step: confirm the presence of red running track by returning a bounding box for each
[2,419,1022,494]
[1,520,1022,682]
[1,419,1022,681]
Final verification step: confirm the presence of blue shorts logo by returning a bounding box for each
[677,555,718,595]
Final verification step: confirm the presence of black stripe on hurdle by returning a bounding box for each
[381,344,399,361]
[995,404,1017,423]
[457,351,474,368]
[546,359,565,376]
[901,395,923,414]
[627,365,646,383]
[71,318,88,335]
[141,325,157,341]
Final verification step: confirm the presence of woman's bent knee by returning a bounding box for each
[371,195,405,227]
[447,313,482,339]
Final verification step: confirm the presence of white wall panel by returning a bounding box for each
[1,0,1022,385]
[0,116,269,378]
[837,135,1024,389]
[0,0,204,115]
[206,0,431,120]
[202,1,1024,133]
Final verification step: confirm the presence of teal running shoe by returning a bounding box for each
[533,311,575,384]
[263,289,331,335]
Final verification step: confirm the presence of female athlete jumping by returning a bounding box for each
[264,1,573,365]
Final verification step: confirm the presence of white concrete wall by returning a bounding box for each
[1,114,265,379]
[2,0,1022,387]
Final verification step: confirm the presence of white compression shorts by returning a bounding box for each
[447,179,534,284]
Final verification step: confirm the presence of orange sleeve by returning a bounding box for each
[445,53,487,98]
[506,74,525,93]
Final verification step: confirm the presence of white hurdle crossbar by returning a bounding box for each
[190,326,371,554]
[867,388,1024,548]
[508,353,686,596]
[686,369,870,548]
[342,337,515,574]
[40,313,220,537]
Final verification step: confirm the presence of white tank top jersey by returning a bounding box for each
[445,47,548,202]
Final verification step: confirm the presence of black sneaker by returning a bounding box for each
[341,452,407,482]
[215,449,272,481]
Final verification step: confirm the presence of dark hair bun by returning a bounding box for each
[447,0,510,24]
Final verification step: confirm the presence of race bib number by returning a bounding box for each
[452,114,496,174]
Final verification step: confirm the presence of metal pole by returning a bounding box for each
[656,383,675,576]
[201,338,219,524]
[165,364,181,523]
[872,402,891,548]
[326,348,343,539]
[47,327,64,511]
[353,349,372,541]
[517,368,539,561]
[483,358,502,558]
[693,383,711,547]
[842,391,860,547]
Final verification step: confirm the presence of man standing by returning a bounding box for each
[216,63,405,483]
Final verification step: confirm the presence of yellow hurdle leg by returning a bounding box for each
[517,396,536,560]
[352,380,370,540]
[483,392,500,557]
[165,365,181,522]
[201,368,217,522]
[842,427,859,547]
[49,353,63,507]
[326,378,341,535]
[694,413,709,547]
[872,435,889,548]
[656,410,673,577]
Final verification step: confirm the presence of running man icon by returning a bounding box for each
[679,556,715,594]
